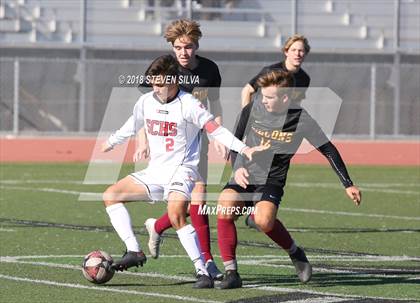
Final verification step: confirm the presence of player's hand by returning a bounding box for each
[213,140,228,159]
[345,186,361,206]
[234,167,249,189]
[241,142,270,161]
[101,141,113,153]
[133,145,150,162]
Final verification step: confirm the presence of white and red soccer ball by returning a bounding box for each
[82,250,115,284]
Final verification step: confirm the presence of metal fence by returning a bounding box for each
[1,57,419,138]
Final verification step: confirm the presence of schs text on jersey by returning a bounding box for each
[146,119,178,136]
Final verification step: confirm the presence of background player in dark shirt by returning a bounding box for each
[216,70,361,289]
[136,19,225,280]
[241,34,311,108]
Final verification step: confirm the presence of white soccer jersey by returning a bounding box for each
[108,90,215,171]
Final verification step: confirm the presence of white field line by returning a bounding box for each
[3,254,420,262]
[237,260,419,278]
[0,254,420,262]
[281,207,420,221]
[0,228,15,232]
[277,298,348,303]
[2,180,420,196]
[287,182,420,195]
[1,256,419,302]
[243,284,418,302]
[1,185,419,221]
[0,274,220,303]
[2,179,420,188]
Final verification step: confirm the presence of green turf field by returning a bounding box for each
[0,163,419,303]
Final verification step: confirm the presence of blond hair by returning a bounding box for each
[256,70,294,88]
[282,34,311,54]
[164,19,202,45]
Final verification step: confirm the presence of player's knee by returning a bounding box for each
[102,186,114,206]
[168,211,185,230]
[254,216,275,233]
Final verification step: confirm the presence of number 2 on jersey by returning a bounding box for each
[165,138,174,151]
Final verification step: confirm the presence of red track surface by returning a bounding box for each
[1,137,419,166]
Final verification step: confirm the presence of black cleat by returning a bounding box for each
[193,273,214,289]
[112,250,147,271]
[289,246,312,283]
[216,270,242,289]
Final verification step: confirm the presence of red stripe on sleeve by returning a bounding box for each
[204,120,220,133]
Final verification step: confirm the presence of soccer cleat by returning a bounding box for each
[216,270,242,289]
[244,214,260,231]
[205,260,224,281]
[144,218,162,259]
[112,250,147,271]
[193,271,214,289]
[289,246,312,283]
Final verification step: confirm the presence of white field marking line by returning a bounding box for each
[4,256,418,277]
[243,284,418,302]
[287,182,420,195]
[0,274,220,303]
[279,298,348,303]
[238,260,419,278]
[281,207,420,221]
[0,185,95,196]
[2,256,418,302]
[0,257,193,282]
[3,179,419,188]
[1,184,419,221]
[0,228,15,232]
[4,254,420,262]
[2,181,419,200]
[0,180,83,185]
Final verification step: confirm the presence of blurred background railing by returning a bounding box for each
[1,0,419,138]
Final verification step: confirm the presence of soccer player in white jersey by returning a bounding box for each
[101,55,265,288]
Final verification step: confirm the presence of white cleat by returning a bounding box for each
[144,218,162,259]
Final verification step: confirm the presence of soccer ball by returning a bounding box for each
[82,250,115,284]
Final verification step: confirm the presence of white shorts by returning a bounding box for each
[130,166,201,202]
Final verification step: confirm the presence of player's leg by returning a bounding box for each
[216,187,245,289]
[253,187,312,283]
[167,191,213,288]
[103,175,150,270]
[190,179,223,280]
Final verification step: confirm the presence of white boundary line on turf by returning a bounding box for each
[2,179,420,188]
[5,254,420,262]
[0,274,220,303]
[280,207,420,221]
[0,228,15,232]
[1,184,419,221]
[1,255,419,302]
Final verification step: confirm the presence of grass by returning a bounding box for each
[0,163,419,303]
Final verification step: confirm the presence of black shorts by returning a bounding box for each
[223,181,284,207]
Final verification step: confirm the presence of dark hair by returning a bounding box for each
[145,55,179,78]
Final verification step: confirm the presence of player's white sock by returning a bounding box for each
[106,203,140,252]
[176,224,209,276]
[223,259,237,271]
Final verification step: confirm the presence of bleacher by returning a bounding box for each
[1,0,419,53]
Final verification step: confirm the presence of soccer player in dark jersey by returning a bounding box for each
[241,34,311,108]
[216,70,362,289]
[136,19,225,280]
[242,34,311,229]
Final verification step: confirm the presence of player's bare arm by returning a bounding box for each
[241,84,255,108]
[133,128,150,162]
